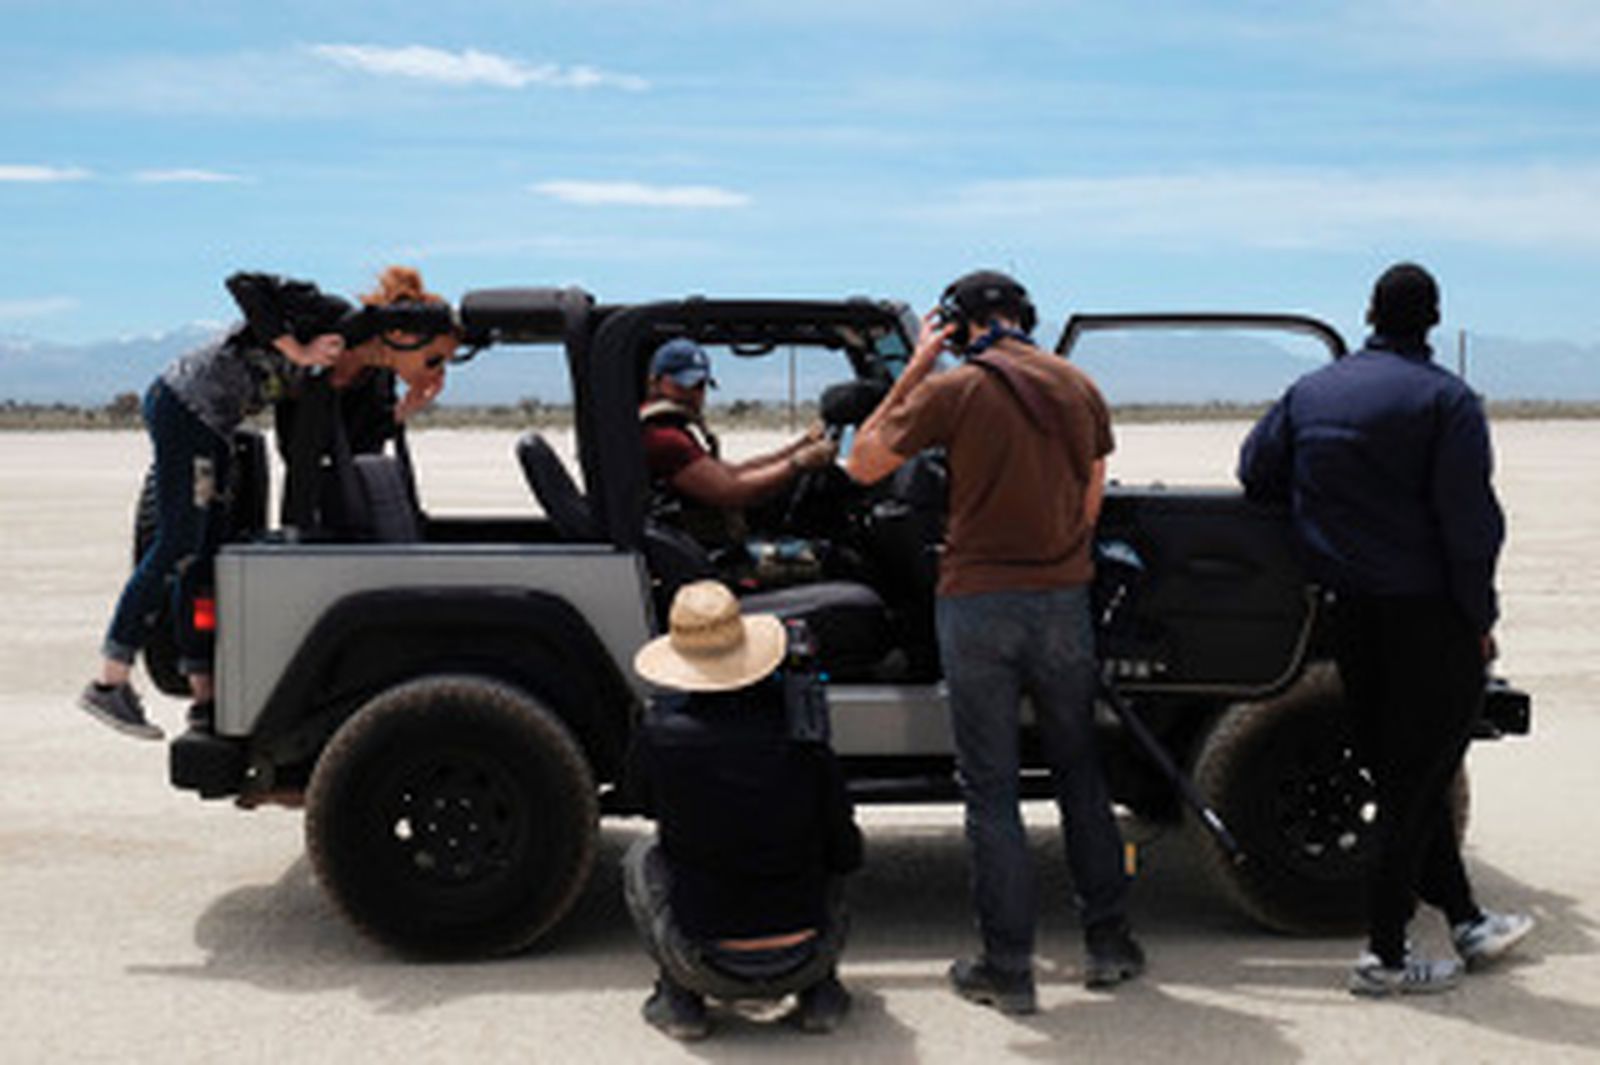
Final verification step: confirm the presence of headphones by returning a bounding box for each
[936,270,1038,352]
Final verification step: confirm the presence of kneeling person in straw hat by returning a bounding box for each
[624,581,862,1041]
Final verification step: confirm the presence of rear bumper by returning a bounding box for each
[169,727,246,798]
[1475,677,1532,739]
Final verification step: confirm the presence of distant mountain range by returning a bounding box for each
[3,322,1598,406]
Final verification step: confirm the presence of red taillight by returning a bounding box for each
[193,596,216,633]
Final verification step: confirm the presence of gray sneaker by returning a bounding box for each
[1348,951,1463,997]
[1453,910,1534,970]
[77,682,164,740]
[948,957,1037,1015]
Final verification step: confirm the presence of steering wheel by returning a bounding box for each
[780,425,850,535]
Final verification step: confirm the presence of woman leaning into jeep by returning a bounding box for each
[78,265,457,741]
[274,266,456,535]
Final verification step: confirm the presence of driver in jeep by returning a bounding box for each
[640,338,837,555]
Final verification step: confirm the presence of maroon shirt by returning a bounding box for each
[642,421,708,483]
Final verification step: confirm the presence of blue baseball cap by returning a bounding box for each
[650,337,717,389]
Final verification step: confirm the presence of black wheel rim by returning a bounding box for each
[369,746,531,889]
[1266,727,1377,882]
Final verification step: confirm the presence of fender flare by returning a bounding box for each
[253,586,637,778]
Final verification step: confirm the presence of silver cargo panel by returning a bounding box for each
[826,684,952,757]
[214,543,654,735]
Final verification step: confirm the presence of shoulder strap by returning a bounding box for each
[640,398,720,458]
[968,353,1070,442]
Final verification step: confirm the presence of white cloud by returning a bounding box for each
[940,166,1600,251]
[0,165,90,183]
[130,168,245,184]
[0,297,78,321]
[530,180,751,209]
[308,44,648,91]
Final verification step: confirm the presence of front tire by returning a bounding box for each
[1188,664,1469,935]
[305,674,598,958]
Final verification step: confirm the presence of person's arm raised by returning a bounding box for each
[846,310,950,486]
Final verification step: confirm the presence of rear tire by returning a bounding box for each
[1188,664,1470,935]
[305,674,598,958]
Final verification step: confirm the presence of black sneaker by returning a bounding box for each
[642,978,709,1041]
[77,681,164,740]
[948,957,1038,1015]
[1084,920,1145,989]
[791,972,851,1033]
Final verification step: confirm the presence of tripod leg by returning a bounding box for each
[1098,677,1244,864]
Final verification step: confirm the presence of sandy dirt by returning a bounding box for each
[1,422,1597,1063]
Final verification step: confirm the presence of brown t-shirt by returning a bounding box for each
[876,340,1114,596]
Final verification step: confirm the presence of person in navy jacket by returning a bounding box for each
[1239,263,1533,997]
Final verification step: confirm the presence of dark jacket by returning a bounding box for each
[627,678,862,940]
[274,370,400,533]
[1237,335,1503,633]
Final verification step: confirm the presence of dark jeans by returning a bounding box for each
[622,837,847,1001]
[102,380,231,676]
[1333,594,1485,966]
[936,586,1130,972]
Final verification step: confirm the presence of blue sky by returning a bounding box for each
[3,0,1599,357]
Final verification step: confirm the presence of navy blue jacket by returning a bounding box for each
[1237,336,1503,634]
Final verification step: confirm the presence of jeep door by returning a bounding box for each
[1057,314,1348,698]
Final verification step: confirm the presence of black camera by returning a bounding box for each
[781,618,831,744]
[339,302,461,352]
[934,298,972,351]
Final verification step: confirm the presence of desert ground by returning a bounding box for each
[1,422,1597,1063]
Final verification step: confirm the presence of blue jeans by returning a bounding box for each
[102,380,231,676]
[936,586,1129,971]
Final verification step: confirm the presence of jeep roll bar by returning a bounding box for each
[456,286,596,364]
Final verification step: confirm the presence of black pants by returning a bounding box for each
[1333,594,1486,966]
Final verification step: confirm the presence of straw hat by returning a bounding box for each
[633,581,787,692]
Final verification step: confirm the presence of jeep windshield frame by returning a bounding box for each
[581,297,917,548]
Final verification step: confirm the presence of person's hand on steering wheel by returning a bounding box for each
[791,436,838,472]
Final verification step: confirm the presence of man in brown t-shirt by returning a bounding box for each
[846,270,1142,1014]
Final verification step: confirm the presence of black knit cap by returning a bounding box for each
[1369,262,1440,337]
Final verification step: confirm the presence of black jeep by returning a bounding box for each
[153,287,1530,957]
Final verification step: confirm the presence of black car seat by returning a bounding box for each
[515,432,603,540]
[515,430,716,598]
[347,454,423,542]
[513,430,893,678]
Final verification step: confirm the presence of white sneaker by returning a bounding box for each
[1453,910,1534,970]
[1348,951,1462,997]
